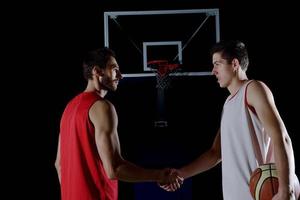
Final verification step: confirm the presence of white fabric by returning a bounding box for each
[220,80,274,200]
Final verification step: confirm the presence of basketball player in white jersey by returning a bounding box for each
[160,40,299,200]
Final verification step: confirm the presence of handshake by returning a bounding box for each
[158,168,184,192]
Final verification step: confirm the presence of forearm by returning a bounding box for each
[180,149,221,179]
[115,160,162,182]
[273,132,295,193]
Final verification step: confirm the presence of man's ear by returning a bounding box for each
[92,66,104,76]
[232,58,240,71]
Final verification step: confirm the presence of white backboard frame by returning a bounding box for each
[104,9,220,77]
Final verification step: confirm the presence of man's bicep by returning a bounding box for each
[90,101,121,177]
[96,129,116,158]
[90,100,116,133]
[248,81,282,135]
[95,127,122,178]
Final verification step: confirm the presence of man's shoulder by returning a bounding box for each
[93,98,114,110]
[247,79,273,106]
[247,80,270,93]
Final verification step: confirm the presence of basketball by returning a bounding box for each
[249,163,278,200]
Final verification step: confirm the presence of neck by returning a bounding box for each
[227,72,248,95]
[85,80,107,98]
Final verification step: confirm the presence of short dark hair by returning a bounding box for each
[82,47,116,80]
[210,40,249,71]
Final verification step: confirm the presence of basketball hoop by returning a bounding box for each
[147,60,182,128]
[147,60,181,89]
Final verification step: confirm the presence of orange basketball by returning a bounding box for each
[249,163,279,200]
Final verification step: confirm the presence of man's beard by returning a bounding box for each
[100,78,116,92]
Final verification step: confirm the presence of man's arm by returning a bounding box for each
[55,134,61,184]
[179,129,222,179]
[247,81,296,198]
[159,129,221,192]
[89,100,182,185]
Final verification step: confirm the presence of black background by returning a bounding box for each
[8,0,300,199]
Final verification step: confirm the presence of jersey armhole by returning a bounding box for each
[245,81,257,115]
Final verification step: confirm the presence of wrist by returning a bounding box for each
[179,168,188,179]
[155,169,165,183]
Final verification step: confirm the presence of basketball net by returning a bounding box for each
[148,60,181,128]
[148,60,181,90]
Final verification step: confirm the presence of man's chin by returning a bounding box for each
[219,83,226,88]
[101,83,118,92]
[109,86,118,91]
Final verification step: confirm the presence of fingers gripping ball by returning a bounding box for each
[249,163,278,200]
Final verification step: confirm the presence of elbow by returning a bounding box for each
[107,159,127,180]
[283,134,292,146]
[211,147,222,164]
[107,175,117,180]
[275,132,293,148]
[54,159,61,183]
[106,170,117,180]
[54,160,60,171]
[283,134,294,155]
[214,152,222,164]
[106,165,121,180]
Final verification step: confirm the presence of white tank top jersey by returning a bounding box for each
[220,80,274,200]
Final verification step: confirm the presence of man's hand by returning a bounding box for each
[158,168,184,192]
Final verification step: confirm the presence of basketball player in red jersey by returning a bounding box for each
[55,47,183,200]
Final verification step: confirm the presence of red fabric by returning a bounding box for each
[60,91,118,200]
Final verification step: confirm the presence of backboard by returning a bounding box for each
[104,9,220,78]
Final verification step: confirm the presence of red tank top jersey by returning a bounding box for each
[60,91,118,200]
